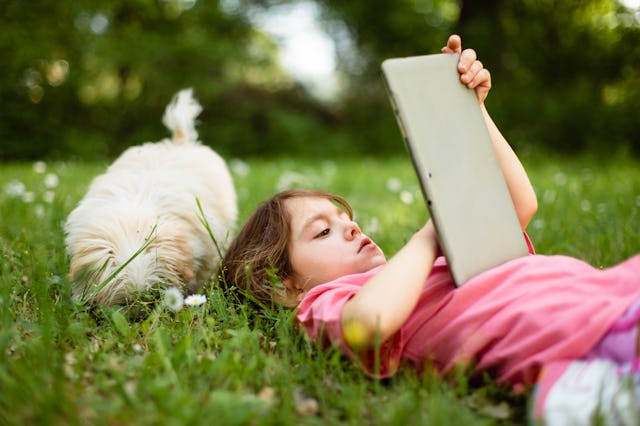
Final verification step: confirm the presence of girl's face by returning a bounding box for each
[284,196,386,294]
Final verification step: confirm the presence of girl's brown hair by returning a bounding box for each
[219,189,352,308]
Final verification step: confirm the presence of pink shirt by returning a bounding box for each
[296,237,640,386]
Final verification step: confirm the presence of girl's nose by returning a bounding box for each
[344,221,361,240]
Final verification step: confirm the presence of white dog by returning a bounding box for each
[64,89,237,306]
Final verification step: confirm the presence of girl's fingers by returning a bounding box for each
[440,37,491,103]
[468,69,492,103]
[441,34,462,54]
[458,48,477,73]
[461,60,484,85]
[468,68,491,90]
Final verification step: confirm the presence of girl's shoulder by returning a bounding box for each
[297,266,386,319]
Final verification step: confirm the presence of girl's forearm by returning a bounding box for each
[341,229,438,349]
[481,104,538,229]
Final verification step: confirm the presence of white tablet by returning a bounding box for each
[382,53,529,285]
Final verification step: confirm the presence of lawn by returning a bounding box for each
[1,152,639,425]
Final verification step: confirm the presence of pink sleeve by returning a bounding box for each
[296,282,404,378]
[524,232,535,254]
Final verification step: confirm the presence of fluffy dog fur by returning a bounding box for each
[64,89,237,306]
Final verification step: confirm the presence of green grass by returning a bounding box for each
[1,152,639,425]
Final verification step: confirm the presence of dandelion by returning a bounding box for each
[364,217,379,235]
[184,294,207,307]
[386,177,402,193]
[554,172,567,186]
[321,161,337,178]
[43,191,55,203]
[343,320,368,349]
[22,191,35,203]
[581,168,593,184]
[163,287,184,312]
[532,218,545,230]
[44,173,59,189]
[399,190,414,205]
[34,204,45,219]
[275,171,310,192]
[4,180,26,197]
[230,159,251,177]
[33,161,47,173]
[542,189,556,205]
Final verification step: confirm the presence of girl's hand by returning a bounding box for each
[441,34,491,104]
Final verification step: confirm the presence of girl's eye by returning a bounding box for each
[315,228,330,238]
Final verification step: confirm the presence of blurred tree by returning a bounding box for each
[0,0,341,160]
[313,0,640,155]
[306,0,460,154]
[455,0,640,153]
[1,0,639,159]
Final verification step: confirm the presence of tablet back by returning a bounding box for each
[382,53,528,285]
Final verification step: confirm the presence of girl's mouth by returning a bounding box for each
[358,238,372,253]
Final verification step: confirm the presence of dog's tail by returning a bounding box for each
[162,88,202,144]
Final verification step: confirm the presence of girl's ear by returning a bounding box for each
[281,276,294,290]
[278,276,304,308]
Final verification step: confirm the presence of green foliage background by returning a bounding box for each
[1,0,639,161]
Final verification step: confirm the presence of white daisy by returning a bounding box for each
[163,287,184,312]
[184,294,207,307]
[34,204,45,219]
[399,190,414,205]
[5,180,26,197]
[364,217,379,235]
[43,191,55,203]
[386,177,402,193]
[44,173,59,189]
[230,159,251,177]
[275,171,311,192]
[33,161,47,174]
[22,191,35,203]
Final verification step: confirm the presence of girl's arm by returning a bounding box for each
[480,105,538,229]
[443,35,538,230]
[341,221,439,348]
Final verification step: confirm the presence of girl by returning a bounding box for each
[221,35,640,424]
